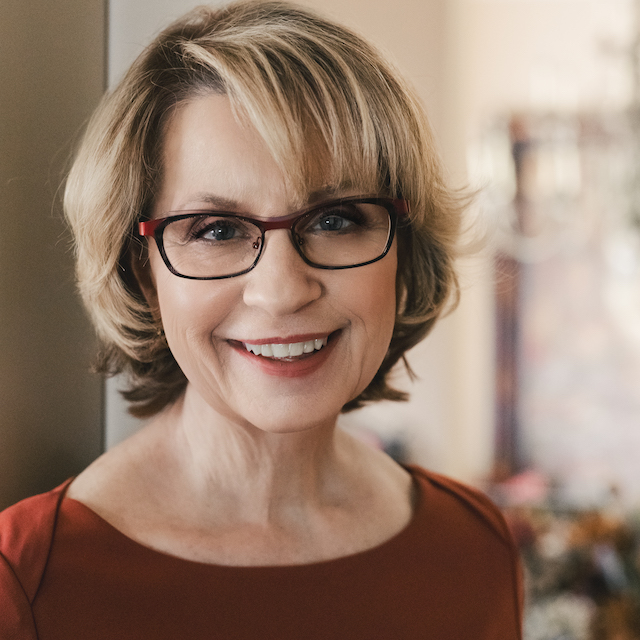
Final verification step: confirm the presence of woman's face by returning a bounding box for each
[142,94,398,433]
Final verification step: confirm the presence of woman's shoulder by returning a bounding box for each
[408,465,515,547]
[403,466,523,637]
[0,481,72,588]
[0,480,71,638]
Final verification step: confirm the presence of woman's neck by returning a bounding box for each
[153,386,360,526]
[67,385,414,566]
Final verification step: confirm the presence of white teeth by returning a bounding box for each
[289,342,304,356]
[243,336,329,359]
[271,343,289,357]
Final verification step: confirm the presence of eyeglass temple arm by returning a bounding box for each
[393,199,410,216]
[138,219,161,236]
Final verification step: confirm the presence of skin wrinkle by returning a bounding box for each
[174,390,345,523]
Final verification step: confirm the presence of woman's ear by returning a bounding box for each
[130,244,160,318]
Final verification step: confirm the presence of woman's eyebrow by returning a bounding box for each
[306,188,336,204]
[181,185,359,213]
[306,183,357,204]
[187,193,242,210]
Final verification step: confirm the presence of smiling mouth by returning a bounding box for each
[242,337,329,359]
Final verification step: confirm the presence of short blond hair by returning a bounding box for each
[64,0,463,417]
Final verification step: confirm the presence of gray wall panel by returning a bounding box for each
[0,0,106,508]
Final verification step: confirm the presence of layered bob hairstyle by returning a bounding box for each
[64,0,464,417]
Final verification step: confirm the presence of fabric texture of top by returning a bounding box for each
[0,465,523,639]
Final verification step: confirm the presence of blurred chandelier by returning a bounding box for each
[469,0,640,269]
[470,106,640,350]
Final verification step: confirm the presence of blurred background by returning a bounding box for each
[3,0,640,637]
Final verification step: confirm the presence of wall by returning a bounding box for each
[457,0,633,143]
[0,0,106,508]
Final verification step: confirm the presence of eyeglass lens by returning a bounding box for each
[160,200,393,279]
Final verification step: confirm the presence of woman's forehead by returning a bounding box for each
[158,95,382,210]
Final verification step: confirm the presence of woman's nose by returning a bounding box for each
[242,230,322,316]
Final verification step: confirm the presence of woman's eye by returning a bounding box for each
[306,206,363,234]
[314,214,353,232]
[199,222,238,241]
[187,218,246,242]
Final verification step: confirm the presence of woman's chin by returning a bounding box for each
[183,381,346,436]
[227,397,344,436]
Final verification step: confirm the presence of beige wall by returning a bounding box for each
[0,0,106,508]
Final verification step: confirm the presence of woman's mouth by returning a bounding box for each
[229,333,337,377]
[242,337,328,359]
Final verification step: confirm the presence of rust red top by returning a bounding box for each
[0,466,522,639]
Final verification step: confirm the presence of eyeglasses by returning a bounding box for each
[138,196,409,280]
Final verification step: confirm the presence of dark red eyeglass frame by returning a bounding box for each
[138,196,410,280]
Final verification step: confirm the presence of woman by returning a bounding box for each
[0,2,522,638]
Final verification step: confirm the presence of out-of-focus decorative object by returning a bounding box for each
[493,469,551,507]
[468,0,640,507]
[494,475,640,640]
[471,113,585,264]
[525,593,595,640]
